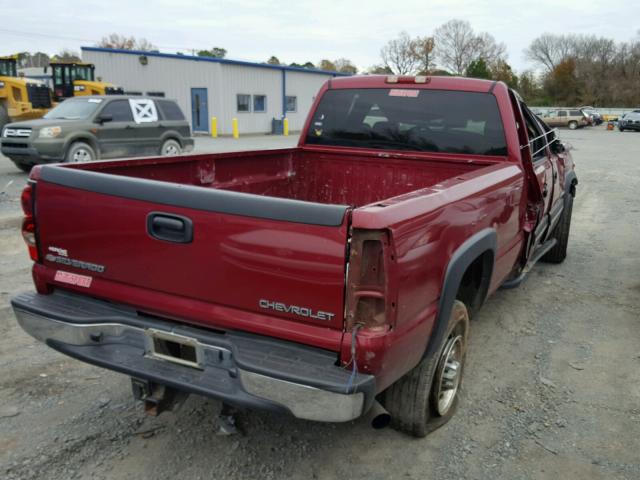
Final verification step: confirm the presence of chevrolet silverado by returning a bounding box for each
[11,75,577,437]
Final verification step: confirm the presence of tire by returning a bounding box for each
[160,139,182,156]
[542,194,573,263]
[11,159,33,173]
[0,103,9,133]
[568,121,578,130]
[65,142,96,163]
[384,300,469,437]
[619,128,625,132]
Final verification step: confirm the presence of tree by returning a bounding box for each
[491,60,518,89]
[197,47,227,58]
[435,20,506,75]
[289,61,316,69]
[434,20,479,75]
[52,49,81,63]
[98,33,157,51]
[267,56,280,65]
[412,36,436,74]
[380,31,420,74]
[15,52,50,68]
[544,58,580,104]
[525,34,573,72]
[318,59,337,71]
[465,58,491,79]
[368,65,394,74]
[334,58,358,74]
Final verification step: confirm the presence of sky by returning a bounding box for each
[1,0,638,73]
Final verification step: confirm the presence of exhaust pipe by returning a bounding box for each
[367,400,391,430]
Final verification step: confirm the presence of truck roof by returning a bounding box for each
[329,75,498,93]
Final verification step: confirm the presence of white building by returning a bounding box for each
[81,47,347,135]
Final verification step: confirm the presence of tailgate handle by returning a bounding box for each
[147,212,193,243]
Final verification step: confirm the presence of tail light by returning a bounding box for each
[345,229,394,332]
[21,183,39,262]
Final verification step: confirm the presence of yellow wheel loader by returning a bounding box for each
[0,56,52,131]
[48,62,123,101]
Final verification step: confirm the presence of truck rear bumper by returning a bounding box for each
[11,290,375,423]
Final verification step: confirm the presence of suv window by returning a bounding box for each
[157,100,185,121]
[569,110,582,116]
[305,88,507,156]
[100,100,134,122]
[558,110,567,117]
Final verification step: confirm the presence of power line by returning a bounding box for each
[0,27,200,53]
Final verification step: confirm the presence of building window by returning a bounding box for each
[237,94,251,112]
[285,96,297,113]
[253,95,267,113]
[146,91,165,98]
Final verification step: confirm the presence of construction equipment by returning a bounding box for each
[0,55,52,131]
[47,61,124,101]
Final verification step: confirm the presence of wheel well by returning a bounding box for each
[66,138,99,158]
[163,135,182,147]
[455,250,493,319]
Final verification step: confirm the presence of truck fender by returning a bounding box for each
[423,228,497,359]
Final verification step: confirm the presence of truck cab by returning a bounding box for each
[48,61,124,101]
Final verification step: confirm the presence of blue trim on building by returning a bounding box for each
[81,46,351,77]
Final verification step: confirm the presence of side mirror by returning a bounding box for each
[96,114,113,124]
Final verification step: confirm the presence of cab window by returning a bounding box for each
[521,103,547,161]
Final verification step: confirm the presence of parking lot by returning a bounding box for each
[1,128,639,480]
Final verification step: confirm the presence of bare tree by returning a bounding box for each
[380,32,420,74]
[97,33,157,51]
[434,20,480,75]
[524,34,573,72]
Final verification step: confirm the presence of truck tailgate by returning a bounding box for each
[35,166,351,333]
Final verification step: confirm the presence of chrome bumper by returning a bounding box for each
[12,292,372,423]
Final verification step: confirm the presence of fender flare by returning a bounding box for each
[63,134,100,160]
[424,228,497,358]
[159,131,183,148]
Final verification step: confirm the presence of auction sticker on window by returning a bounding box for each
[389,89,420,97]
[54,270,92,288]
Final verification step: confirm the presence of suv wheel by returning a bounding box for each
[568,121,578,130]
[66,142,96,163]
[161,139,182,156]
[384,300,469,437]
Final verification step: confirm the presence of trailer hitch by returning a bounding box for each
[131,378,188,416]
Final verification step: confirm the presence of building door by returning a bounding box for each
[190,88,209,133]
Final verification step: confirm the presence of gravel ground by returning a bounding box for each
[1,128,639,480]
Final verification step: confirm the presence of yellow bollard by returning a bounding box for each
[211,117,217,138]
[232,118,239,139]
[283,117,289,136]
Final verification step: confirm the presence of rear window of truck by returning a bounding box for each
[305,88,507,156]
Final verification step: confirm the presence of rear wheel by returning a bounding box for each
[161,139,181,156]
[65,142,96,163]
[384,300,469,437]
[542,194,573,263]
[568,121,578,130]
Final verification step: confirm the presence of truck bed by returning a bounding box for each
[63,148,486,208]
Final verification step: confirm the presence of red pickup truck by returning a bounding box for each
[12,75,576,437]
